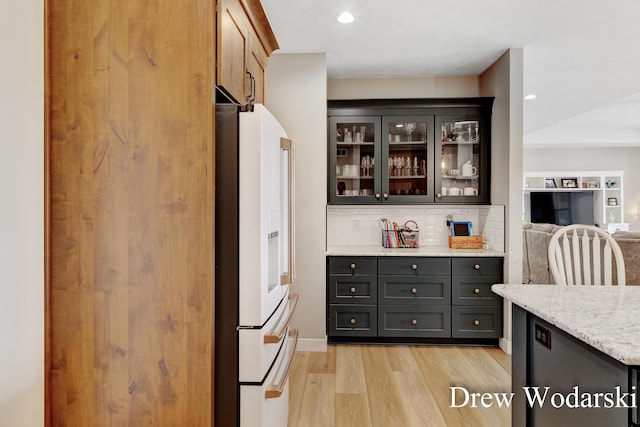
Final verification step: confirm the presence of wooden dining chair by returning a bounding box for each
[548,224,626,286]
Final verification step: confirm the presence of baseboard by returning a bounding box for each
[499,337,512,355]
[296,337,327,352]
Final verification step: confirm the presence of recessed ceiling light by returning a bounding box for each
[524,94,537,100]
[337,11,355,24]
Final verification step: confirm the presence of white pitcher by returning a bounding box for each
[462,161,477,176]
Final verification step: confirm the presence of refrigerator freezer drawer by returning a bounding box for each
[239,290,298,382]
[240,328,299,427]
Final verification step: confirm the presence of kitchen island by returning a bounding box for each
[492,284,640,427]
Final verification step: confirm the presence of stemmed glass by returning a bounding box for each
[404,123,416,142]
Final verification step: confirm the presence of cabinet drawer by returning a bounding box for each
[378,305,451,338]
[451,306,502,338]
[378,257,450,276]
[328,305,377,337]
[451,276,502,306]
[452,257,503,277]
[328,256,377,275]
[329,275,377,304]
[378,275,451,305]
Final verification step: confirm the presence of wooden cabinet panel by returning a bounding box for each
[378,275,451,305]
[218,0,248,103]
[328,275,377,304]
[378,305,451,338]
[217,0,278,105]
[46,0,214,425]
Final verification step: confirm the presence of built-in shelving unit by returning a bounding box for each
[523,171,626,230]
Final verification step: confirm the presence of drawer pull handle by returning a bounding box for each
[350,287,356,293]
[411,319,418,326]
[474,264,481,270]
[265,329,298,399]
[474,319,480,326]
[264,293,299,344]
[411,288,418,294]
[350,318,356,325]
[411,264,418,270]
[350,263,356,270]
[474,288,480,294]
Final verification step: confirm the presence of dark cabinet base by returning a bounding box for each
[327,255,503,345]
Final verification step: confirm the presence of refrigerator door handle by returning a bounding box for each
[280,137,295,285]
[265,328,299,399]
[264,293,299,344]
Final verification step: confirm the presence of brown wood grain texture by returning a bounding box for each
[46,0,214,425]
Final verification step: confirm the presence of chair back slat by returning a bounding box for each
[580,230,591,285]
[592,233,601,285]
[561,234,574,285]
[547,224,626,287]
[603,242,612,286]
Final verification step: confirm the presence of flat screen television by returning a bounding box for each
[530,191,595,226]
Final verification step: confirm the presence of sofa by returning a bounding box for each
[522,223,640,285]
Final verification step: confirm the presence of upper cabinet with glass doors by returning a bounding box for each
[328,99,493,205]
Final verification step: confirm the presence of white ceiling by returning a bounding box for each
[261,0,640,147]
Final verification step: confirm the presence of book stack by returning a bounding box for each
[380,218,419,248]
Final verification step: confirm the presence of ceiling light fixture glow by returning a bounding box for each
[337,11,355,24]
[524,94,537,100]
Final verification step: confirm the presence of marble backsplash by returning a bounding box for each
[327,205,505,252]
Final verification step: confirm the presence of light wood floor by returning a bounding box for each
[288,345,511,427]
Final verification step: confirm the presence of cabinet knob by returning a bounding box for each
[474,288,481,294]
[411,319,418,326]
[350,263,356,270]
[411,264,418,270]
[375,193,381,200]
[436,193,442,198]
[474,319,480,326]
[383,193,389,199]
[350,318,356,325]
[474,264,481,270]
[350,287,356,293]
[411,288,418,294]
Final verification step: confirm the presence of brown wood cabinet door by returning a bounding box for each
[246,31,268,105]
[217,0,249,103]
[46,0,215,425]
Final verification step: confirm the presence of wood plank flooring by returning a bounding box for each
[289,345,511,427]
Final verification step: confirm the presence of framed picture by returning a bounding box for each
[588,180,599,188]
[544,178,556,189]
[561,178,578,188]
[608,197,618,206]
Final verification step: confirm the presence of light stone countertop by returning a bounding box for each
[326,245,505,257]
[492,284,640,365]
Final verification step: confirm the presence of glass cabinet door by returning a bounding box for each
[329,116,381,204]
[436,115,489,203]
[382,116,434,203]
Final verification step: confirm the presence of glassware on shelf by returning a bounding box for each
[404,122,416,142]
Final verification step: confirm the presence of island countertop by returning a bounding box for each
[327,245,505,257]
[492,284,640,365]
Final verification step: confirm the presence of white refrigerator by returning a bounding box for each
[215,102,297,427]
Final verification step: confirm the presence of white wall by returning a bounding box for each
[328,76,479,99]
[479,48,524,354]
[524,147,640,231]
[0,0,44,425]
[266,53,328,350]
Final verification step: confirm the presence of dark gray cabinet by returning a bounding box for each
[451,257,503,338]
[328,98,493,205]
[513,306,635,427]
[327,255,503,343]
